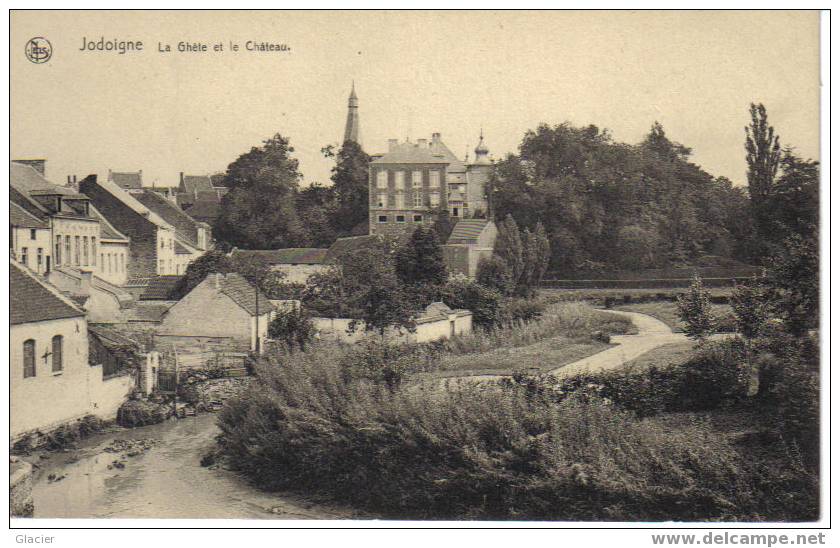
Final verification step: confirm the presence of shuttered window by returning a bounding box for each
[52,335,63,372]
[23,340,36,378]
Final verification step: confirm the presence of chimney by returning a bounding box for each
[79,271,93,296]
[431,132,441,143]
[15,159,46,176]
[179,172,184,187]
[417,138,428,148]
[388,139,399,151]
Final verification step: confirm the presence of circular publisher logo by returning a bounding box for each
[25,37,52,64]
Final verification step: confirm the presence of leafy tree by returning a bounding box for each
[268,306,316,351]
[476,254,514,295]
[494,214,525,287]
[744,103,782,257]
[438,278,503,329]
[676,275,716,341]
[329,140,370,237]
[431,206,457,242]
[395,226,447,288]
[169,250,286,300]
[769,151,819,242]
[765,232,819,337]
[213,134,306,250]
[517,222,551,296]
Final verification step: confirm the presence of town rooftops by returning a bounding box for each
[324,234,383,263]
[10,187,51,223]
[371,140,451,165]
[108,170,143,190]
[10,162,76,195]
[137,275,182,301]
[80,175,177,233]
[447,219,493,245]
[183,199,221,224]
[11,260,86,325]
[180,174,214,195]
[89,205,130,242]
[10,201,49,228]
[205,272,273,316]
[230,248,329,265]
[134,190,204,248]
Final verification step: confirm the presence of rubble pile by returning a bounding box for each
[116,400,170,428]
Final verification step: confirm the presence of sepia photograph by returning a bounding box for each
[7,8,827,532]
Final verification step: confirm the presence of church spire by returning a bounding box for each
[343,81,361,145]
[473,128,490,165]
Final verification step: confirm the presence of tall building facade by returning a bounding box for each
[368,133,491,237]
[343,82,361,145]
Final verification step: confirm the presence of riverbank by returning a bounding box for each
[27,412,359,519]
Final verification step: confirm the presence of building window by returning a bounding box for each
[21,247,28,267]
[413,192,423,207]
[452,207,460,217]
[394,171,405,190]
[107,254,112,274]
[377,193,387,208]
[395,192,404,209]
[159,259,165,272]
[55,235,62,265]
[82,236,89,266]
[396,215,405,223]
[51,335,63,373]
[91,237,96,266]
[429,171,440,188]
[412,170,422,188]
[65,237,71,266]
[30,229,37,240]
[414,214,423,223]
[376,170,388,189]
[75,236,81,266]
[37,248,43,272]
[100,253,104,270]
[120,254,125,273]
[429,192,440,207]
[378,215,388,223]
[23,339,35,378]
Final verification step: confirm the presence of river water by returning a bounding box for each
[30,413,354,520]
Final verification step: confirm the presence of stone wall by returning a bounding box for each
[10,458,33,518]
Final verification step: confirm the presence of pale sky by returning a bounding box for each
[11,10,820,189]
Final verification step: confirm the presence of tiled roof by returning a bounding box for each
[447,219,491,244]
[429,140,466,173]
[88,324,143,352]
[109,171,143,190]
[10,162,76,195]
[10,261,86,325]
[10,187,51,222]
[89,204,129,242]
[371,142,451,165]
[10,201,48,228]
[134,190,201,247]
[80,177,175,232]
[196,190,223,201]
[174,241,193,255]
[181,175,214,195]
[230,248,329,265]
[126,302,174,323]
[208,273,273,316]
[325,235,382,263]
[183,199,220,224]
[138,276,182,301]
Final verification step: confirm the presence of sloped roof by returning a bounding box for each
[181,175,214,195]
[52,265,135,308]
[138,276,182,301]
[126,302,174,323]
[109,171,143,190]
[371,142,451,165]
[202,273,273,316]
[134,190,201,247]
[447,219,491,244]
[11,261,86,325]
[325,235,381,263]
[81,176,176,232]
[10,162,76,195]
[10,187,51,222]
[183,199,221,224]
[89,204,129,242]
[429,140,466,173]
[174,241,193,255]
[231,248,329,265]
[10,201,48,228]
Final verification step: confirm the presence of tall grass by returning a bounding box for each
[215,348,813,521]
[440,302,635,356]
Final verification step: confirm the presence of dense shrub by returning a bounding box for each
[438,278,503,329]
[499,298,545,323]
[338,337,434,387]
[476,254,514,295]
[268,306,316,351]
[514,338,750,417]
[217,352,767,520]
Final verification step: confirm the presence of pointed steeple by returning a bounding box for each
[343,81,361,144]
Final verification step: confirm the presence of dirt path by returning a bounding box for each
[437,310,688,385]
[28,413,357,519]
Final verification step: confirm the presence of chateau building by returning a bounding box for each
[368,132,493,237]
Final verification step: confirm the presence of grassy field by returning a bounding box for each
[620,340,697,370]
[428,302,634,377]
[615,301,734,333]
